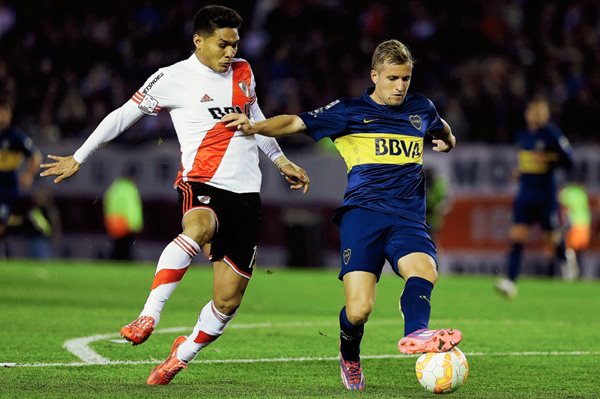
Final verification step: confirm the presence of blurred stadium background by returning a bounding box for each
[2,0,599,277]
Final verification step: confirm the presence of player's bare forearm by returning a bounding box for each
[254,115,306,137]
[430,119,456,153]
[222,113,306,137]
[40,154,81,184]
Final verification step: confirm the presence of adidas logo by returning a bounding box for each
[200,94,214,102]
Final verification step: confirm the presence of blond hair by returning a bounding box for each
[371,40,415,70]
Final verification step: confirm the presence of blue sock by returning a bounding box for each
[339,307,363,361]
[507,243,523,281]
[400,277,434,336]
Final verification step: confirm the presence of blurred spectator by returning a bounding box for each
[0,1,16,38]
[424,167,450,240]
[1,1,599,146]
[103,168,143,260]
[559,181,591,272]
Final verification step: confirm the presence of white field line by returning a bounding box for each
[1,319,596,368]
[2,351,600,368]
[61,319,564,364]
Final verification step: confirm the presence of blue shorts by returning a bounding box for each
[512,195,559,231]
[337,207,437,281]
[0,196,16,225]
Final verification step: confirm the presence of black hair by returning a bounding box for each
[193,5,242,36]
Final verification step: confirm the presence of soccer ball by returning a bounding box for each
[415,347,469,394]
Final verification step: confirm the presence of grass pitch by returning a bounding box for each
[1,259,599,398]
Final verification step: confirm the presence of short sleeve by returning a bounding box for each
[18,133,35,157]
[425,99,444,133]
[298,99,348,142]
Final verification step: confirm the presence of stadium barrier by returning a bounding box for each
[20,141,600,277]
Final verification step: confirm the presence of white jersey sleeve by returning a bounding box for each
[73,69,174,164]
[248,71,284,163]
[73,101,144,164]
[251,101,284,163]
[130,69,175,115]
[256,135,284,163]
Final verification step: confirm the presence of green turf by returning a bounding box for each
[1,259,599,398]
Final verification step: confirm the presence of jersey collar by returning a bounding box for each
[363,87,409,111]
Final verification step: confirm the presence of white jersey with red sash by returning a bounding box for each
[74,54,282,194]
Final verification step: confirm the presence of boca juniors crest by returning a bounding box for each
[409,115,422,131]
[343,248,351,265]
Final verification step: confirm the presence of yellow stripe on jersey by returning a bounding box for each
[333,133,423,171]
[0,150,24,171]
[518,150,558,174]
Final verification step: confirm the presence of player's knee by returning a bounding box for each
[345,302,373,325]
[212,296,241,316]
[182,223,213,245]
[405,263,438,284]
[182,210,216,245]
[421,266,438,284]
[407,265,438,284]
[399,255,438,284]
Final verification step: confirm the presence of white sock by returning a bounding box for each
[176,300,235,362]
[140,234,199,324]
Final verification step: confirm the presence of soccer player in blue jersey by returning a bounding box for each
[495,97,575,298]
[223,39,461,391]
[0,96,42,256]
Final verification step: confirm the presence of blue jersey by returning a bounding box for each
[515,123,573,200]
[0,127,36,197]
[299,89,444,225]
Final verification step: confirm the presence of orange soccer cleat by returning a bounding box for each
[120,315,156,345]
[147,335,188,385]
[398,328,462,354]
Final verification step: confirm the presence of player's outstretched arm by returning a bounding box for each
[40,155,80,184]
[222,113,306,137]
[430,119,456,153]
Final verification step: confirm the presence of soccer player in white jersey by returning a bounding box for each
[40,5,309,385]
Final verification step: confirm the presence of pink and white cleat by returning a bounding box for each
[398,328,462,354]
[339,355,365,391]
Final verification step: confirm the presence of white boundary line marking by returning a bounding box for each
[2,319,597,368]
[3,351,600,368]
